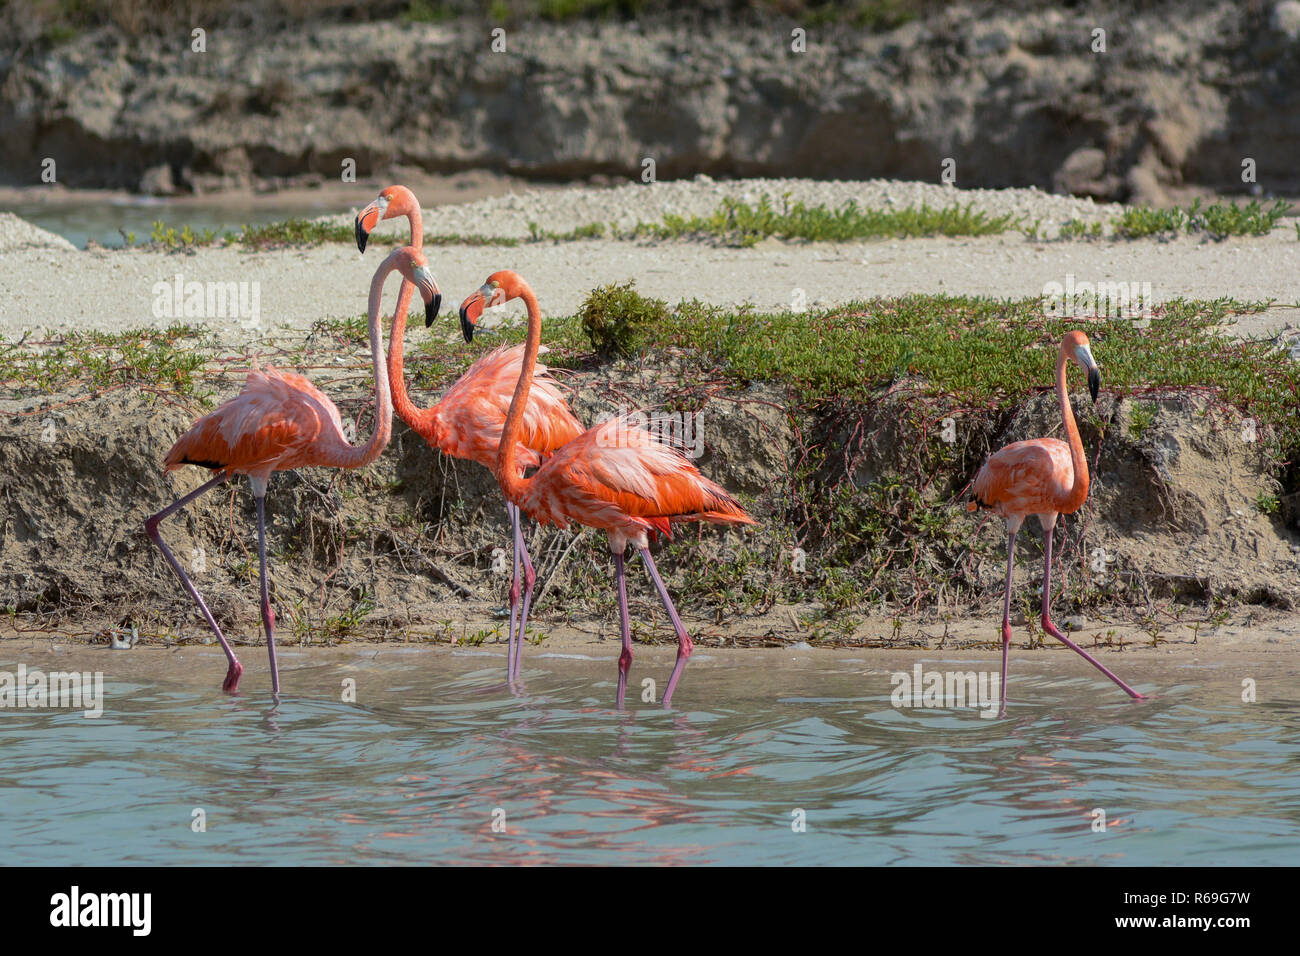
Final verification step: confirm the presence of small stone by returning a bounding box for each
[1063,615,1088,631]
[138,164,176,196]
[1054,147,1106,195]
[1274,1,1300,41]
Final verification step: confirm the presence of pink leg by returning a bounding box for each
[505,502,522,683]
[1041,526,1145,701]
[514,530,536,679]
[144,472,244,694]
[999,528,1018,717]
[254,491,280,696]
[639,547,693,709]
[613,551,633,710]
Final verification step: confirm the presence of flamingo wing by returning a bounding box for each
[970,438,1073,517]
[522,415,754,538]
[433,344,583,469]
[164,367,342,476]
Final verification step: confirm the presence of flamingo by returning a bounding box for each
[144,246,440,695]
[968,330,1146,714]
[459,271,756,708]
[355,185,583,681]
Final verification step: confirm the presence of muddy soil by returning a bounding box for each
[1,344,1296,653]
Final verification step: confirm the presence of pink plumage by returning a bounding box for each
[968,330,1145,712]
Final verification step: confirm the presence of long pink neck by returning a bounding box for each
[386,205,434,437]
[496,283,542,501]
[1056,351,1089,512]
[336,255,397,468]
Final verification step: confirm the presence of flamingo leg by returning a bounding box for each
[1040,525,1145,701]
[506,502,522,683]
[144,472,244,694]
[999,528,1018,717]
[639,547,693,709]
[514,527,537,678]
[254,490,281,697]
[613,551,633,709]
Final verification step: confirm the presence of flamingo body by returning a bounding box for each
[968,330,1144,712]
[969,437,1081,531]
[357,185,583,683]
[461,269,755,706]
[424,343,582,473]
[145,245,437,696]
[164,367,350,481]
[514,414,753,551]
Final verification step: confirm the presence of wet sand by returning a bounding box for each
[3,606,1294,696]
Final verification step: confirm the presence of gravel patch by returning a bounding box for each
[336,176,1123,241]
[0,212,77,252]
[1,179,1295,347]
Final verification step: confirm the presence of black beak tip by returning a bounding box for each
[425,294,441,328]
[459,307,474,343]
[1088,368,1101,402]
[354,220,368,254]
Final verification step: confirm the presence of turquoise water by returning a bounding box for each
[0,649,1297,865]
[4,199,339,249]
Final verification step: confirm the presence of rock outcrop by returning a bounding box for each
[1,3,1298,201]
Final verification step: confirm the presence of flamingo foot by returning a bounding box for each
[1041,614,1147,701]
[222,660,244,695]
[660,634,694,709]
[615,647,632,710]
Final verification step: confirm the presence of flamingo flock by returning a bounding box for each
[146,184,1146,712]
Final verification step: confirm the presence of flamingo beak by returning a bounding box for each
[413,266,441,326]
[459,292,484,343]
[354,197,388,253]
[1088,366,1101,403]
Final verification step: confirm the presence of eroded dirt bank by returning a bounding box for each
[2,347,1296,655]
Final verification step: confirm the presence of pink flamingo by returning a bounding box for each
[144,246,439,695]
[355,185,583,680]
[968,330,1146,714]
[460,271,756,707]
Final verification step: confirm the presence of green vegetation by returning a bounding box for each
[0,324,213,397]
[1127,401,1156,440]
[625,196,1017,245]
[142,218,530,252]
[133,193,1296,254]
[6,290,1293,635]
[1111,198,1292,240]
[578,280,668,358]
[1059,218,1103,240]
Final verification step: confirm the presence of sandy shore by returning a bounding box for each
[1,608,1292,701]
[2,178,1298,342]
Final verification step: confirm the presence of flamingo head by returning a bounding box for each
[457,271,523,343]
[1061,330,1101,402]
[355,185,419,253]
[393,246,441,326]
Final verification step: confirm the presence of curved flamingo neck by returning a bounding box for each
[385,201,436,436]
[337,254,397,468]
[402,199,423,248]
[1056,351,1089,511]
[386,280,437,437]
[496,282,542,500]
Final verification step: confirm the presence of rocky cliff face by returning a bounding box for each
[2,2,1299,202]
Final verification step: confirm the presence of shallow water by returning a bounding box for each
[5,199,339,249]
[1,646,1297,865]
